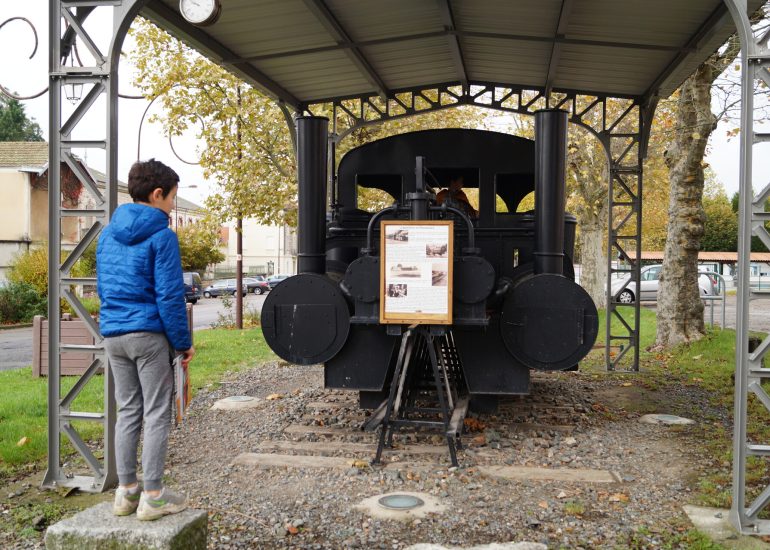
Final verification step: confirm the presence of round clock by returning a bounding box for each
[179,0,222,26]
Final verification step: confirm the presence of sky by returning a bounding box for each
[0,2,211,208]
[1,1,767,206]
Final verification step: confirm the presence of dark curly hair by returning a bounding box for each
[127,159,179,202]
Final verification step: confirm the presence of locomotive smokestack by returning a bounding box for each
[533,109,568,275]
[296,116,329,274]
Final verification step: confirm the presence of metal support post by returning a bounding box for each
[44,0,145,494]
[603,103,650,371]
[724,0,770,534]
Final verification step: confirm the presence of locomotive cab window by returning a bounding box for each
[356,174,401,213]
[494,173,535,213]
[428,167,479,218]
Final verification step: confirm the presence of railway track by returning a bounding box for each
[232,378,620,483]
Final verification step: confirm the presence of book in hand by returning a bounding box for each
[173,355,191,425]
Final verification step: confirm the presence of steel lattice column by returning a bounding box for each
[603,103,654,372]
[44,0,145,493]
[725,0,770,534]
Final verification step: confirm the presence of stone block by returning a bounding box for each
[45,502,207,550]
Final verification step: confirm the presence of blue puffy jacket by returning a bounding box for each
[97,203,192,351]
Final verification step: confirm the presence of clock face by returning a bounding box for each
[179,0,220,25]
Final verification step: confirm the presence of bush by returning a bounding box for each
[78,296,101,316]
[0,282,47,324]
[8,243,95,297]
[7,247,48,296]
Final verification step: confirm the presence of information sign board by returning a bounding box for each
[379,220,453,324]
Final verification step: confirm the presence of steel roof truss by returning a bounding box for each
[545,0,574,95]
[301,0,389,100]
[436,0,468,89]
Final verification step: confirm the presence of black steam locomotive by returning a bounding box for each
[261,110,598,410]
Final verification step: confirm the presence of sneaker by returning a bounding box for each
[136,487,187,521]
[113,484,141,516]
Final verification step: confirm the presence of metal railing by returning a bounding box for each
[700,270,726,330]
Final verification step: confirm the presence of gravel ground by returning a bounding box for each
[2,359,717,549]
[156,361,711,549]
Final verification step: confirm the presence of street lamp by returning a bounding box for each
[175,184,198,230]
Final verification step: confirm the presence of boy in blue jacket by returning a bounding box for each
[97,159,195,520]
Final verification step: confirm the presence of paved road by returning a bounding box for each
[0,327,34,371]
[0,293,270,371]
[191,293,267,330]
[642,294,770,333]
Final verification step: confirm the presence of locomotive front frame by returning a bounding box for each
[261,110,599,412]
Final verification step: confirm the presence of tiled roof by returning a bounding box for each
[0,141,47,169]
[88,168,202,212]
[0,142,202,211]
[641,251,770,262]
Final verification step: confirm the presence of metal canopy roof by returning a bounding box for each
[141,0,763,110]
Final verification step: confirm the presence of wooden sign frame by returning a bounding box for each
[379,220,454,325]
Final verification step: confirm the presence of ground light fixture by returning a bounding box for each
[377,494,425,511]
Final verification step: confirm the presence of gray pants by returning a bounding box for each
[105,332,173,491]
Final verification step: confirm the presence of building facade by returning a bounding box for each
[217,219,297,278]
[0,142,202,281]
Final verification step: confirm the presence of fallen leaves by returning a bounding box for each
[266,393,283,401]
[470,435,487,447]
[463,418,487,432]
[17,437,30,447]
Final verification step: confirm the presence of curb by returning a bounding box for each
[0,323,33,331]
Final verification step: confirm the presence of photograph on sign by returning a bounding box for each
[380,221,453,324]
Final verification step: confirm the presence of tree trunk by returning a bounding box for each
[655,65,716,348]
[568,134,609,309]
[578,211,608,309]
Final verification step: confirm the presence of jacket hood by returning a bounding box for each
[109,203,170,245]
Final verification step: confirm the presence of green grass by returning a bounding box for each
[0,328,274,480]
[189,327,276,391]
[622,525,727,550]
[0,368,104,478]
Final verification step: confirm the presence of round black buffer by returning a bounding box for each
[454,255,495,304]
[500,274,598,371]
[261,273,350,365]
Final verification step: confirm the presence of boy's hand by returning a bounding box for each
[181,346,195,367]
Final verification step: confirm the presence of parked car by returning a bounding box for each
[203,278,247,298]
[244,276,271,295]
[611,264,716,303]
[183,272,203,304]
[267,274,290,289]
